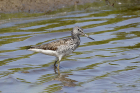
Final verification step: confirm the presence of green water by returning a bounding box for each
[0,0,140,93]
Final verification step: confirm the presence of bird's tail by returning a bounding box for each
[25,46,38,49]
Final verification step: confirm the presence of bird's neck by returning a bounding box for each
[71,33,80,40]
[71,33,80,48]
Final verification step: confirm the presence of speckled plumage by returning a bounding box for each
[28,26,94,69]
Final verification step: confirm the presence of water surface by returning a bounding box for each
[0,1,140,93]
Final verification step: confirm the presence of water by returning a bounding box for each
[0,1,140,93]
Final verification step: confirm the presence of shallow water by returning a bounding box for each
[0,1,140,93]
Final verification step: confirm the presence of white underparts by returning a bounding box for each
[28,49,57,56]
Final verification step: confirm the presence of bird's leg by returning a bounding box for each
[57,61,60,70]
[56,56,62,70]
[54,65,57,74]
[54,64,60,75]
[54,57,58,67]
[54,60,57,67]
[57,64,60,75]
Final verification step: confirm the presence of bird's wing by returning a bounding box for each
[29,38,72,51]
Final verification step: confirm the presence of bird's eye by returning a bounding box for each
[78,29,81,32]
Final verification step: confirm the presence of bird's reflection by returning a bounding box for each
[53,66,77,87]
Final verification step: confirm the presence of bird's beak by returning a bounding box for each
[84,33,94,40]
